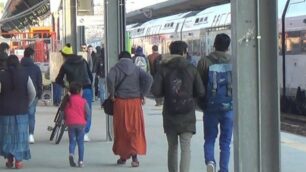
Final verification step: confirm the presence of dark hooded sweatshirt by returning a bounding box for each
[151,54,205,134]
[56,55,93,89]
[21,57,43,99]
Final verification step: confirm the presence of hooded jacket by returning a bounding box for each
[107,58,153,99]
[56,55,93,89]
[151,54,205,134]
[21,57,43,99]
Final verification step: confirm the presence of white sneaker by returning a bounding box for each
[84,134,90,142]
[207,161,216,172]
[29,134,35,144]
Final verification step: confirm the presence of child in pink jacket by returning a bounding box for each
[64,82,90,168]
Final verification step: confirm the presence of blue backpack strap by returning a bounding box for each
[212,71,217,96]
[227,70,232,96]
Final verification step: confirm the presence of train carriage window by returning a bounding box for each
[195,18,200,24]
[302,31,306,53]
[285,31,302,54]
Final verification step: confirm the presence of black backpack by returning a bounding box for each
[164,68,194,114]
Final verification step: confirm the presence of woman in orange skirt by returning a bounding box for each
[107,51,152,167]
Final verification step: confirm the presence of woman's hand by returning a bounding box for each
[141,97,145,105]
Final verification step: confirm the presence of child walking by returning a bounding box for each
[64,82,90,167]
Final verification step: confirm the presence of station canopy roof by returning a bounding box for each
[0,0,50,33]
[126,0,230,24]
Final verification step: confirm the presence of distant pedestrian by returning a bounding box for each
[133,46,150,72]
[197,33,233,172]
[107,51,152,167]
[96,47,106,107]
[148,45,163,106]
[21,47,43,144]
[151,41,205,172]
[64,82,90,168]
[55,43,93,142]
[0,55,36,169]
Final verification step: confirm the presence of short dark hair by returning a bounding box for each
[69,82,82,95]
[0,42,9,52]
[214,33,231,51]
[24,47,35,57]
[118,51,131,59]
[7,55,19,67]
[152,45,158,51]
[169,41,188,55]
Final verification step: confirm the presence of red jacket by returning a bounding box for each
[64,94,87,126]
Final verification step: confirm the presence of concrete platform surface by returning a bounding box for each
[0,98,305,172]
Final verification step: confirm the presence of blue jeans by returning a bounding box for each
[204,111,233,172]
[82,88,92,133]
[28,98,38,134]
[53,83,62,106]
[98,78,106,105]
[68,126,85,161]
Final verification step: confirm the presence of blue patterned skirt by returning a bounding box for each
[0,114,31,161]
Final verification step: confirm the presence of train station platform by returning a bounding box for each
[1,98,305,172]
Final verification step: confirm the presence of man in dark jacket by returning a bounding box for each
[152,41,205,172]
[197,33,232,172]
[21,47,43,144]
[55,44,93,142]
[95,47,106,107]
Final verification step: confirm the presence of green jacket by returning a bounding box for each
[152,54,205,134]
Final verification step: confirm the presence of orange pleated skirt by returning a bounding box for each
[112,98,146,159]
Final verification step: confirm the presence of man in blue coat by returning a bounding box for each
[21,47,43,144]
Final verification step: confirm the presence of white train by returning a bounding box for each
[127,3,306,97]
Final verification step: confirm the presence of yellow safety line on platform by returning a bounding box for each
[281,138,306,152]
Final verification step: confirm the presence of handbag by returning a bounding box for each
[103,75,127,115]
[102,97,114,115]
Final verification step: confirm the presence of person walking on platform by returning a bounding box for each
[55,44,93,142]
[64,82,90,168]
[148,45,163,106]
[151,41,205,172]
[133,46,150,73]
[0,55,36,169]
[197,33,233,172]
[96,47,106,108]
[21,47,43,144]
[107,51,152,167]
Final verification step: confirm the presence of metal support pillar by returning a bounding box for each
[104,0,126,141]
[232,0,280,172]
[63,0,77,54]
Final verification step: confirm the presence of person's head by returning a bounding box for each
[7,55,19,68]
[69,82,83,95]
[169,41,188,55]
[96,46,102,53]
[87,45,93,54]
[60,43,73,57]
[0,42,10,54]
[135,46,143,55]
[81,44,87,52]
[24,47,35,58]
[152,45,158,52]
[214,33,231,52]
[118,51,131,59]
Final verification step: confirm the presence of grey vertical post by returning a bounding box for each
[63,0,77,54]
[232,0,280,172]
[104,0,126,141]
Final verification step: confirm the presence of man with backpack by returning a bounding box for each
[197,33,233,172]
[152,41,205,172]
[133,46,150,72]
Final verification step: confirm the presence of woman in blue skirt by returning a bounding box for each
[0,54,36,169]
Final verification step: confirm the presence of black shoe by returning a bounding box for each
[69,156,76,167]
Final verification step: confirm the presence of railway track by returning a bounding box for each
[281,113,306,137]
